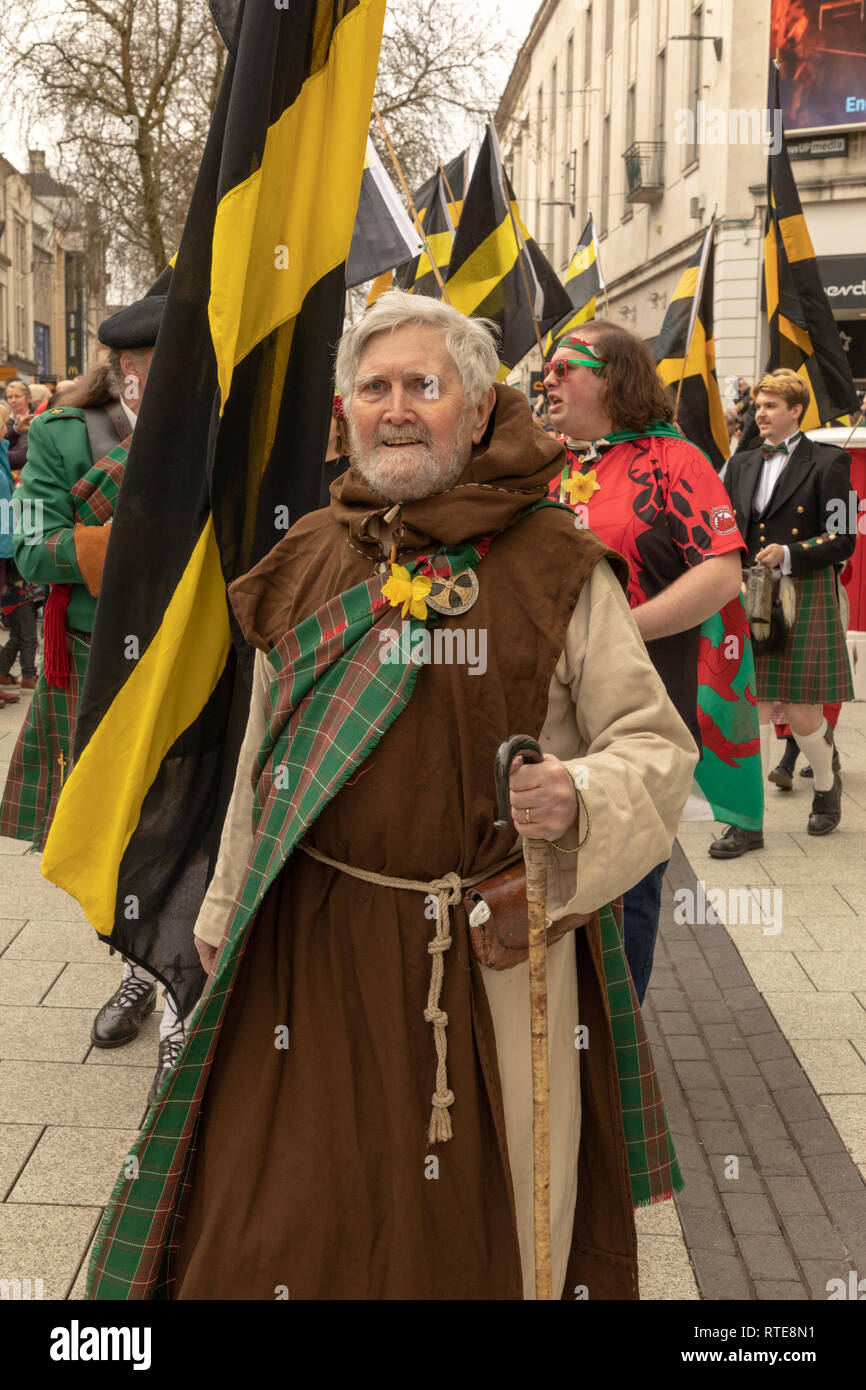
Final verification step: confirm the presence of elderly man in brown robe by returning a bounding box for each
[100,291,696,1302]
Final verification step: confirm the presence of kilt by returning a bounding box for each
[754,568,854,704]
[0,632,90,850]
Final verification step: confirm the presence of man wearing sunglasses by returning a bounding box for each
[544,324,744,1003]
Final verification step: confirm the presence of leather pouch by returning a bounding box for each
[464,861,593,971]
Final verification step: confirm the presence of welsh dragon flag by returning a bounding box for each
[692,597,764,831]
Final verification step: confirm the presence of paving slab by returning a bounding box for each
[0,1125,42,1201]
[0,1204,100,1299]
[0,1006,94,1062]
[8,1127,135,1206]
[0,1060,150,1128]
[0,959,64,1006]
[2,919,108,964]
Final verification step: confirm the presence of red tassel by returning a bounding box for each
[44,584,72,689]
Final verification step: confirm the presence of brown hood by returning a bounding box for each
[229,384,564,650]
[329,382,565,550]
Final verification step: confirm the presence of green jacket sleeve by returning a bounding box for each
[13,413,90,586]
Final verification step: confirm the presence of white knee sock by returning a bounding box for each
[158,991,185,1043]
[794,719,835,793]
[760,724,771,781]
[120,957,155,991]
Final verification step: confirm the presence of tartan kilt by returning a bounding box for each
[754,568,854,704]
[0,633,90,850]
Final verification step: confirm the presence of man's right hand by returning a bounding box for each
[195,937,219,975]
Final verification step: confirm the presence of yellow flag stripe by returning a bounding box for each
[447,215,520,317]
[764,221,780,319]
[565,244,595,284]
[42,518,233,933]
[209,0,386,408]
[778,212,816,266]
[412,229,454,284]
[779,313,813,356]
[671,265,699,304]
[367,269,394,305]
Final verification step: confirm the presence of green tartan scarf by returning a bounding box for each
[87,504,680,1300]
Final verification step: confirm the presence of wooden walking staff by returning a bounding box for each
[494,735,553,1300]
[371,101,453,305]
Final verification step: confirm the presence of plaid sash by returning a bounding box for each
[86,502,679,1299]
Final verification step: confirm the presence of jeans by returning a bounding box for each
[0,601,38,678]
[623,858,670,1005]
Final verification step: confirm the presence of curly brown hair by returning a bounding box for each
[575,320,675,431]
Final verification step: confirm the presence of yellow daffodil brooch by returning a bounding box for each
[382,563,432,620]
[562,468,601,507]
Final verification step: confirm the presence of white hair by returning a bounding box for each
[335,289,500,409]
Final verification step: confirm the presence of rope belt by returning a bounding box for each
[298,842,521,1144]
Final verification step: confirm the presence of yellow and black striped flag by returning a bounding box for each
[654,217,729,471]
[41,0,386,1017]
[368,149,470,305]
[414,150,470,229]
[446,124,572,373]
[739,64,859,448]
[398,170,454,298]
[543,215,604,357]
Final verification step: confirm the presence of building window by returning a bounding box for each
[584,3,593,88]
[581,139,590,226]
[551,60,558,150]
[684,5,702,168]
[606,0,614,51]
[567,34,574,111]
[536,82,544,162]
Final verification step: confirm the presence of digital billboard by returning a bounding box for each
[772,0,866,131]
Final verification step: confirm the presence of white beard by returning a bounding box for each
[350,415,473,502]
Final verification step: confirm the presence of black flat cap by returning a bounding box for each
[98,264,172,350]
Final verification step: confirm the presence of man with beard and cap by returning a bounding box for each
[0,268,187,1105]
[88,290,696,1303]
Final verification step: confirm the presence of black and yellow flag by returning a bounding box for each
[42,0,386,1016]
[654,217,728,471]
[543,215,604,357]
[370,150,470,305]
[414,150,470,228]
[446,124,572,374]
[398,170,454,298]
[739,65,859,448]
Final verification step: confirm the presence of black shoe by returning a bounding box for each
[91,980,156,1048]
[800,743,841,778]
[768,737,799,791]
[708,824,765,859]
[807,773,842,836]
[146,1032,185,1107]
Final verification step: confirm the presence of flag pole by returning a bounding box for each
[438,159,457,208]
[372,102,453,305]
[488,118,545,365]
[592,216,611,318]
[842,410,865,451]
[673,205,718,424]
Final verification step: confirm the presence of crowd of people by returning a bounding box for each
[0,288,858,1300]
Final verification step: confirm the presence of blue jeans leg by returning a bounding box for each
[623,859,670,1005]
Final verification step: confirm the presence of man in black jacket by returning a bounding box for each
[711,369,854,855]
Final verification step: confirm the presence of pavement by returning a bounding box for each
[0,678,864,1301]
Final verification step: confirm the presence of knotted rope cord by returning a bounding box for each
[298,842,521,1143]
